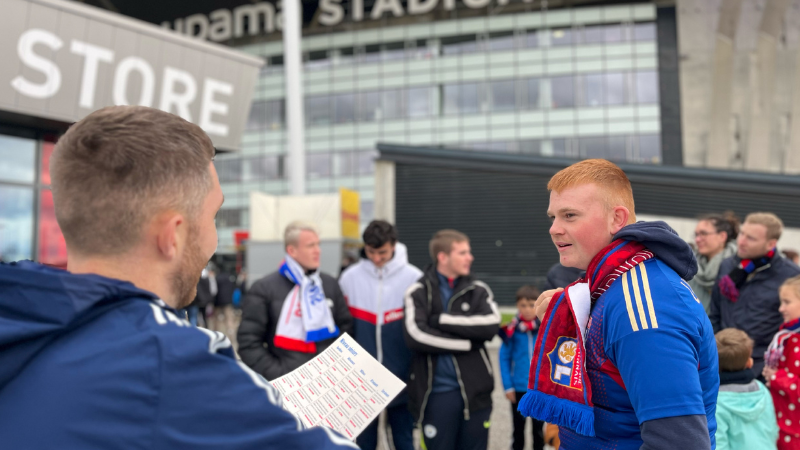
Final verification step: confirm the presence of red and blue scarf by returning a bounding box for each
[517,239,653,436]
[719,247,776,303]
[765,317,800,369]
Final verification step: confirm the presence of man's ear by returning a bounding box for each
[768,238,779,251]
[610,206,630,235]
[155,212,185,260]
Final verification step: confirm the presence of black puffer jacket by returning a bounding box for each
[403,265,501,424]
[710,254,800,372]
[237,271,353,381]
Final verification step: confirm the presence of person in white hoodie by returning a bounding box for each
[339,220,422,450]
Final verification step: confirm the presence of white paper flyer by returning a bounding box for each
[270,332,406,440]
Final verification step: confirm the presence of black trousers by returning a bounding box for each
[511,391,545,450]
[420,390,492,450]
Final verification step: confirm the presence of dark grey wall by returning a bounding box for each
[656,5,683,166]
[386,145,800,304]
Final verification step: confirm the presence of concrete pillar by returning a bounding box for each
[283,0,306,195]
[744,0,790,172]
[787,44,800,174]
[705,0,742,169]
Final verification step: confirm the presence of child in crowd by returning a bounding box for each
[715,328,778,450]
[499,285,545,450]
[764,275,800,449]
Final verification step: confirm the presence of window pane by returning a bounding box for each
[519,139,541,154]
[216,209,242,228]
[41,138,56,186]
[359,44,381,63]
[581,73,605,107]
[244,155,280,181]
[357,91,381,122]
[0,185,33,262]
[603,24,623,42]
[382,90,405,120]
[527,78,540,109]
[266,99,285,130]
[442,35,480,55]
[639,134,661,163]
[582,25,605,44]
[459,83,479,114]
[215,158,242,183]
[304,50,330,70]
[357,150,378,176]
[246,101,267,130]
[551,76,575,108]
[490,80,516,112]
[307,153,331,178]
[0,134,36,184]
[305,96,331,126]
[334,93,355,124]
[580,137,608,158]
[635,71,659,103]
[525,30,538,48]
[383,42,406,61]
[407,87,432,118]
[605,72,626,105]
[551,28,573,46]
[334,151,355,177]
[608,136,628,161]
[443,85,460,115]
[38,188,67,267]
[634,23,657,41]
[488,32,515,51]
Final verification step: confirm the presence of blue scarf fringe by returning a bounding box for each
[517,389,596,437]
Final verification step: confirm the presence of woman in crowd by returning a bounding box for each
[764,275,800,449]
[689,212,739,313]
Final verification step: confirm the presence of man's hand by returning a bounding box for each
[505,391,516,403]
[535,288,564,321]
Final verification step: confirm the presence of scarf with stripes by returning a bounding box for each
[517,239,653,437]
[718,247,777,303]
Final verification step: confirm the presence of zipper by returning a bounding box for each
[376,269,384,364]
[417,354,434,427]
[452,355,471,420]
[479,347,492,376]
[447,285,476,312]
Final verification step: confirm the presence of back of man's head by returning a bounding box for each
[744,212,783,241]
[715,328,753,373]
[50,106,214,257]
[363,220,397,249]
[547,159,636,224]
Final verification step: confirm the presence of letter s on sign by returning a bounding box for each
[12,29,63,99]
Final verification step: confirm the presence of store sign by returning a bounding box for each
[0,0,263,150]
[163,0,511,42]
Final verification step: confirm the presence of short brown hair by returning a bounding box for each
[516,285,541,302]
[547,159,636,224]
[429,229,469,262]
[715,328,753,372]
[50,106,215,257]
[744,212,783,241]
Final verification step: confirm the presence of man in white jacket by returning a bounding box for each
[339,220,422,450]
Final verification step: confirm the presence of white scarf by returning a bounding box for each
[273,255,338,353]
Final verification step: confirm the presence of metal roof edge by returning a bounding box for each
[376,143,800,193]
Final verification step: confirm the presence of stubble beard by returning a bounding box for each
[170,224,210,309]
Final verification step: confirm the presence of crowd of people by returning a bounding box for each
[3,105,800,450]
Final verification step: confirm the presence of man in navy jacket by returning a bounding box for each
[0,106,357,450]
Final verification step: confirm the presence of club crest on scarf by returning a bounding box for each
[273,255,339,353]
[548,336,583,390]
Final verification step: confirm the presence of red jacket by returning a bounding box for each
[770,327,800,449]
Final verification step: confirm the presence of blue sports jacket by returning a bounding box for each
[0,261,358,450]
[499,317,537,393]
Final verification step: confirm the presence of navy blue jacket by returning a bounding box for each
[0,261,358,450]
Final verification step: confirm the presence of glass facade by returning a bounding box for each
[215,4,663,253]
[0,133,67,264]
